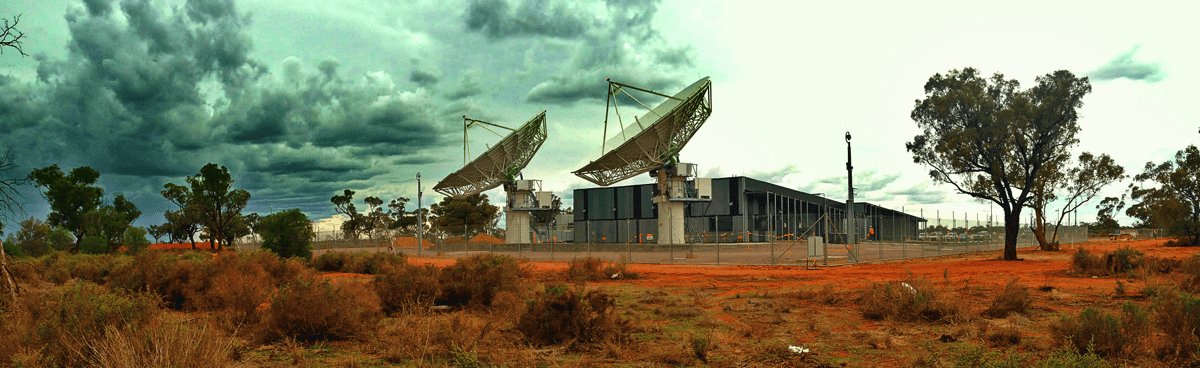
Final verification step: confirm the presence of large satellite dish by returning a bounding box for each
[573,77,712,186]
[434,111,547,198]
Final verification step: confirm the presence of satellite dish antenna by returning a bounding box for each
[573,77,714,245]
[433,111,555,244]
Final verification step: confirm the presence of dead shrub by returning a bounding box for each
[373,263,441,315]
[601,260,639,280]
[1050,303,1149,357]
[260,274,381,342]
[1152,291,1200,359]
[566,257,606,282]
[1071,247,1151,277]
[311,251,405,274]
[981,279,1032,318]
[1071,247,1109,276]
[1164,237,1198,247]
[514,284,629,347]
[439,254,524,309]
[858,278,964,324]
[817,283,842,305]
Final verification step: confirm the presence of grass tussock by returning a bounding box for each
[858,277,966,324]
[73,317,236,368]
[260,273,381,342]
[514,284,629,347]
[1049,303,1149,358]
[981,279,1032,318]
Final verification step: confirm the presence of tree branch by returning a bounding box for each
[1,15,28,57]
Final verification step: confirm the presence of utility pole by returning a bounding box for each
[416,172,423,256]
[845,132,856,261]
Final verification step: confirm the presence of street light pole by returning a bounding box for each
[845,132,856,261]
[416,172,423,256]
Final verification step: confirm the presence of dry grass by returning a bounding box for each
[375,312,506,364]
[981,279,1032,318]
[73,316,237,368]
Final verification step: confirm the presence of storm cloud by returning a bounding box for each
[1088,45,1166,83]
[0,0,459,228]
[460,0,695,105]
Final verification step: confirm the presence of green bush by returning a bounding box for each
[1050,304,1148,357]
[373,263,441,314]
[122,226,151,254]
[261,274,381,341]
[81,235,108,254]
[1152,291,1200,359]
[257,209,314,259]
[440,254,523,309]
[514,285,628,347]
[1036,347,1110,368]
[24,281,159,366]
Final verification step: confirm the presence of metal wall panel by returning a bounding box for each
[588,188,615,220]
[573,190,587,222]
[616,186,634,219]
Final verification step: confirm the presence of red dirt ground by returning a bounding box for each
[408,238,1187,290]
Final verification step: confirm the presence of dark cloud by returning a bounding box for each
[0,0,461,233]
[410,69,440,87]
[512,0,697,105]
[1088,45,1166,83]
[464,0,593,40]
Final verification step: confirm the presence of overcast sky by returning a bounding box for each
[1,0,1196,236]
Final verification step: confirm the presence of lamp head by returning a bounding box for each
[416,172,421,179]
[845,132,852,142]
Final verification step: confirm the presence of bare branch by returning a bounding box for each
[0,150,27,224]
[1,14,28,57]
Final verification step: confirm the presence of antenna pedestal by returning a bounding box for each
[505,180,554,244]
[505,211,532,243]
[651,163,710,245]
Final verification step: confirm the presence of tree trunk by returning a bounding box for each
[2,240,20,310]
[1003,209,1021,260]
[1030,208,1051,250]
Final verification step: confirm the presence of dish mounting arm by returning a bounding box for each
[463,116,515,166]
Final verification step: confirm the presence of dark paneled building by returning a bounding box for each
[572,176,923,244]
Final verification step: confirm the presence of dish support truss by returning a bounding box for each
[573,80,712,187]
[434,111,547,198]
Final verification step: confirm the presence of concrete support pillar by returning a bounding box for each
[655,200,686,245]
[505,210,531,244]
